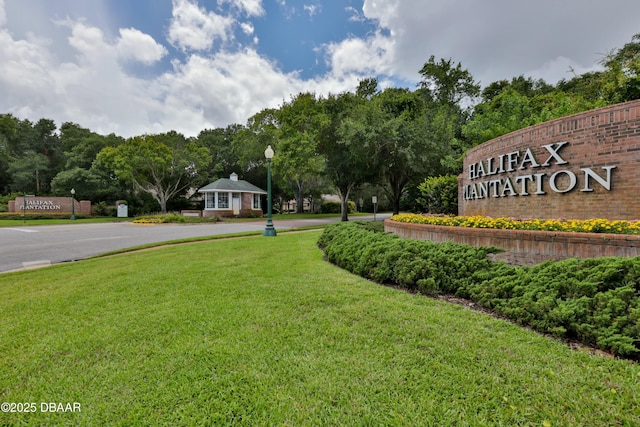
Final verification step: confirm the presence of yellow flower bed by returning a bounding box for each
[132,217,164,224]
[391,213,640,235]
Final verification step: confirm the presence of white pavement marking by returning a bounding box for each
[5,228,39,233]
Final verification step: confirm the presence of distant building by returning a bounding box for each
[198,173,266,218]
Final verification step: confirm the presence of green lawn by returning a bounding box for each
[1,231,638,426]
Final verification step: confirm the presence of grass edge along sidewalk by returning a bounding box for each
[1,231,639,426]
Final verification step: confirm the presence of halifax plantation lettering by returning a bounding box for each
[20,199,62,210]
[462,142,617,200]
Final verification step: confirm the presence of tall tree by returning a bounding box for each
[462,88,536,147]
[197,124,242,184]
[59,122,123,169]
[481,75,554,102]
[318,91,377,221]
[274,93,326,213]
[418,56,480,174]
[463,87,602,147]
[557,33,640,104]
[50,123,125,201]
[7,152,50,194]
[97,131,210,213]
[5,118,62,194]
[601,33,640,102]
[0,114,17,192]
[232,109,285,207]
[374,87,439,214]
[418,56,480,106]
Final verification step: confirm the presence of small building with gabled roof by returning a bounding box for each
[198,173,266,218]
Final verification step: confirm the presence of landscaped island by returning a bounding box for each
[319,221,640,359]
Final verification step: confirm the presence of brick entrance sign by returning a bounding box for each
[8,197,91,215]
[458,100,640,220]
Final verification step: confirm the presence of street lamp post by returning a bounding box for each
[70,188,76,220]
[263,145,277,236]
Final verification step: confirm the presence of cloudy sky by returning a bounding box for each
[1,0,639,138]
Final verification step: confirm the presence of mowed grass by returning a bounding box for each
[1,232,639,426]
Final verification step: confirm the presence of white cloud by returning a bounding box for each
[66,21,108,57]
[156,48,311,135]
[358,0,640,86]
[0,13,170,137]
[221,0,265,17]
[150,44,368,136]
[0,29,57,114]
[239,21,254,36]
[168,0,234,52]
[157,48,358,135]
[52,22,167,136]
[324,31,395,79]
[526,56,600,86]
[303,4,320,17]
[116,28,168,65]
[0,0,6,27]
[345,6,365,23]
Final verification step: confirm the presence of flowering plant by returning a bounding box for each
[132,217,164,224]
[391,213,640,235]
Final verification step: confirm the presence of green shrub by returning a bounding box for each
[318,222,500,295]
[132,213,218,224]
[416,175,458,214]
[320,200,355,214]
[162,213,187,223]
[94,201,117,217]
[318,222,640,358]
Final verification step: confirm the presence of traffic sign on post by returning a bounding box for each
[372,196,378,221]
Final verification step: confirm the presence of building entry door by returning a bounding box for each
[232,193,241,215]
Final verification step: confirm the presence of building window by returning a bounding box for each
[205,193,215,209]
[217,192,229,208]
[253,194,261,210]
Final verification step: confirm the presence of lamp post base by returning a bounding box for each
[263,224,277,236]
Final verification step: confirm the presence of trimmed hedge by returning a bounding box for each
[318,222,640,358]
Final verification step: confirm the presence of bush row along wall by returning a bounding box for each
[459,100,640,220]
[384,219,640,266]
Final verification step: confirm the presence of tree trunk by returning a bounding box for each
[388,175,408,215]
[338,184,354,222]
[295,180,305,214]
[152,189,168,213]
[391,194,401,215]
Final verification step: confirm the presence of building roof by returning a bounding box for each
[198,175,266,194]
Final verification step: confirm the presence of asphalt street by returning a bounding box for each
[0,214,390,273]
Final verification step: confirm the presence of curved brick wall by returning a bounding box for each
[458,100,640,220]
[385,219,640,266]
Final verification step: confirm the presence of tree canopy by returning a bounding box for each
[96,132,210,213]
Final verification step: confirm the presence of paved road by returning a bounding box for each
[0,214,390,273]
